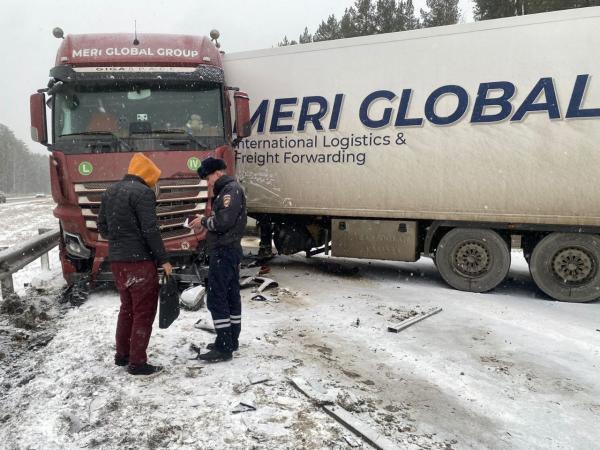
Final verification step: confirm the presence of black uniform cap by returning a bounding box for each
[198,157,227,179]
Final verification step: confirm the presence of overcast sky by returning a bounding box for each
[0,0,473,154]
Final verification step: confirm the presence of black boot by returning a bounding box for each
[231,323,241,351]
[198,347,233,362]
[199,328,233,362]
[206,340,239,351]
[128,363,163,376]
[206,323,240,351]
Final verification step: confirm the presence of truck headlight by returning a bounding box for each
[64,231,92,259]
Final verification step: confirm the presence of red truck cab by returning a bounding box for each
[30,31,250,286]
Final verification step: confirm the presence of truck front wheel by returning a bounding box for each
[529,233,600,303]
[435,228,511,293]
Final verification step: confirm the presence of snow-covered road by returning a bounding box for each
[0,202,599,449]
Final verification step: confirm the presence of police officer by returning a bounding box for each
[190,157,247,362]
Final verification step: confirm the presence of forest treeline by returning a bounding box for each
[0,123,50,194]
[278,0,600,45]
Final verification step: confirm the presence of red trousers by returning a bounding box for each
[111,261,159,366]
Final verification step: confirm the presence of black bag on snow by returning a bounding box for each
[159,276,180,329]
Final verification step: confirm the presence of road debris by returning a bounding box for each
[193,318,216,334]
[290,377,399,450]
[186,366,204,379]
[290,377,335,406]
[387,307,442,333]
[251,293,278,303]
[240,276,279,293]
[325,405,399,450]
[249,374,271,385]
[344,434,361,447]
[233,374,272,394]
[250,432,269,443]
[179,285,205,311]
[188,342,205,359]
[231,402,257,414]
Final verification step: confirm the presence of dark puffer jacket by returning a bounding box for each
[98,175,168,265]
[201,175,247,254]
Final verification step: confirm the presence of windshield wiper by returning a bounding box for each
[151,128,188,134]
[151,129,209,150]
[59,131,131,151]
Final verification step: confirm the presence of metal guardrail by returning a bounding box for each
[0,228,60,299]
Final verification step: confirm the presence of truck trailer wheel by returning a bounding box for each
[529,233,600,303]
[435,228,510,293]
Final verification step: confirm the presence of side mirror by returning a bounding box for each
[234,91,251,139]
[30,93,48,145]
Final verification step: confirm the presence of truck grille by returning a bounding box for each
[75,178,208,240]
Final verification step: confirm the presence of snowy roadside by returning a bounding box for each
[0,198,58,248]
[0,198,62,296]
[0,241,598,449]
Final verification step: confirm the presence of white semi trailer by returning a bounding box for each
[224,7,600,302]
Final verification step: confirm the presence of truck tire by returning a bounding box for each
[529,233,600,303]
[435,228,510,293]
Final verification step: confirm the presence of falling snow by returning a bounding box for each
[0,197,599,449]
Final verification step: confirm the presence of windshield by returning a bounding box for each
[53,82,225,152]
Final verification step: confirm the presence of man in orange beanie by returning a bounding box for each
[98,153,173,376]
